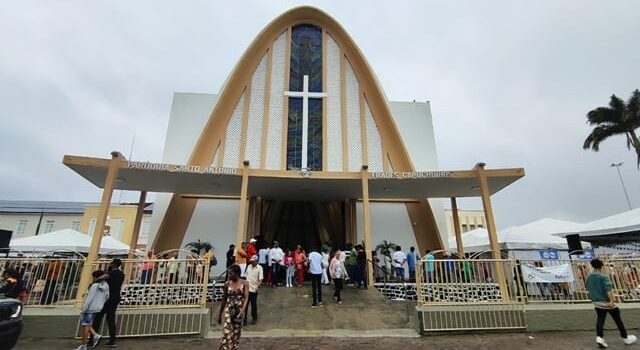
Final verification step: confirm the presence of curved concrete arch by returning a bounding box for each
[153,6,443,253]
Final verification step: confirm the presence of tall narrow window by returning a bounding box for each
[43,219,55,233]
[15,219,28,236]
[286,24,324,171]
[88,218,97,236]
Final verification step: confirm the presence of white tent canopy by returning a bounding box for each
[554,208,640,238]
[10,228,130,254]
[449,218,591,253]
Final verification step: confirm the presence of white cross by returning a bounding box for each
[284,75,327,171]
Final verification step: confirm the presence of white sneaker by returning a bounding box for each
[597,336,608,348]
[624,335,637,345]
[75,345,88,350]
[92,334,102,347]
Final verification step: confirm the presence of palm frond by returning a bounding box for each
[626,90,640,127]
[586,107,620,126]
[609,94,625,114]
[583,125,628,151]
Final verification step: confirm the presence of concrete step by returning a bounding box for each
[210,283,416,332]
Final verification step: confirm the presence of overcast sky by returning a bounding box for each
[1,1,639,229]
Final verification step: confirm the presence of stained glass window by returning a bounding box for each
[289,24,323,92]
[286,98,323,171]
[307,99,323,170]
[286,24,324,171]
[287,98,303,170]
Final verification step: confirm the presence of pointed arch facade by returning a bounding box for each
[152,6,443,253]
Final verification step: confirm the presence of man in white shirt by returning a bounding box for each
[308,248,324,308]
[392,246,407,281]
[244,255,263,325]
[269,241,284,287]
[258,246,269,283]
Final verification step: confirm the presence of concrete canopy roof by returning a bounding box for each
[63,155,525,201]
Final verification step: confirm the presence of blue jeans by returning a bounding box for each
[286,265,294,285]
[141,269,153,284]
[394,267,405,280]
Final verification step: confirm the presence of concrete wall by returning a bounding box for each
[444,209,487,239]
[526,303,640,332]
[149,92,235,277]
[1,213,83,238]
[388,101,447,248]
[80,206,152,247]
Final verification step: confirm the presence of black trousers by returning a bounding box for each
[272,264,281,285]
[311,273,322,305]
[595,307,627,338]
[93,298,120,343]
[244,292,258,321]
[40,279,58,305]
[333,278,343,302]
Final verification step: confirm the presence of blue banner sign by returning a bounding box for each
[538,249,559,260]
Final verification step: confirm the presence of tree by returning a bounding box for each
[184,239,213,255]
[583,89,640,167]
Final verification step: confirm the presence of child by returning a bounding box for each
[284,250,295,288]
[76,270,110,350]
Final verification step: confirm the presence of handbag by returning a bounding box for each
[230,305,244,325]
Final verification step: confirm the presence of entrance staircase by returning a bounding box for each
[209,283,417,336]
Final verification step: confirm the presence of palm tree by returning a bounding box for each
[184,239,213,255]
[583,89,640,167]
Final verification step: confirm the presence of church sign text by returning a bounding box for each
[127,161,237,175]
[371,171,453,179]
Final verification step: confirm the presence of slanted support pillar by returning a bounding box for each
[476,162,509,302]
[361,166,374,286]
[451,197,464,256]
[76,151,123,306]
[129,191,147,258]
[236,161,250,249]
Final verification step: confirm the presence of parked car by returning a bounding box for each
[0,296,22,349]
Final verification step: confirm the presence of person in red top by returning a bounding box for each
[294,245,308,287]
[247,238,257,260]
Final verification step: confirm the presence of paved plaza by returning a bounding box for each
[18,330,637,349]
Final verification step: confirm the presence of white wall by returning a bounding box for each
[150,92,238,278]
[389,101,448,248]
[150,92,221,245]
[355,202,420,255]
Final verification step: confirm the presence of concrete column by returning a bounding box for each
[76,151,123,306]
[235,161,250,249]
[128,191,147,258]
[361,167,374,286]
[476,162,509,302]
[451,197,464,256]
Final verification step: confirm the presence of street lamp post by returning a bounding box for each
[610,162,633,210]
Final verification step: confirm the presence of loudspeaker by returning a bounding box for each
[0,229,12,251]
[566,234,583,252]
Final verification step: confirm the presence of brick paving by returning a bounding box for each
[17,330,639,350]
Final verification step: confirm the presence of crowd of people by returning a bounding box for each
[217,238,366,350]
